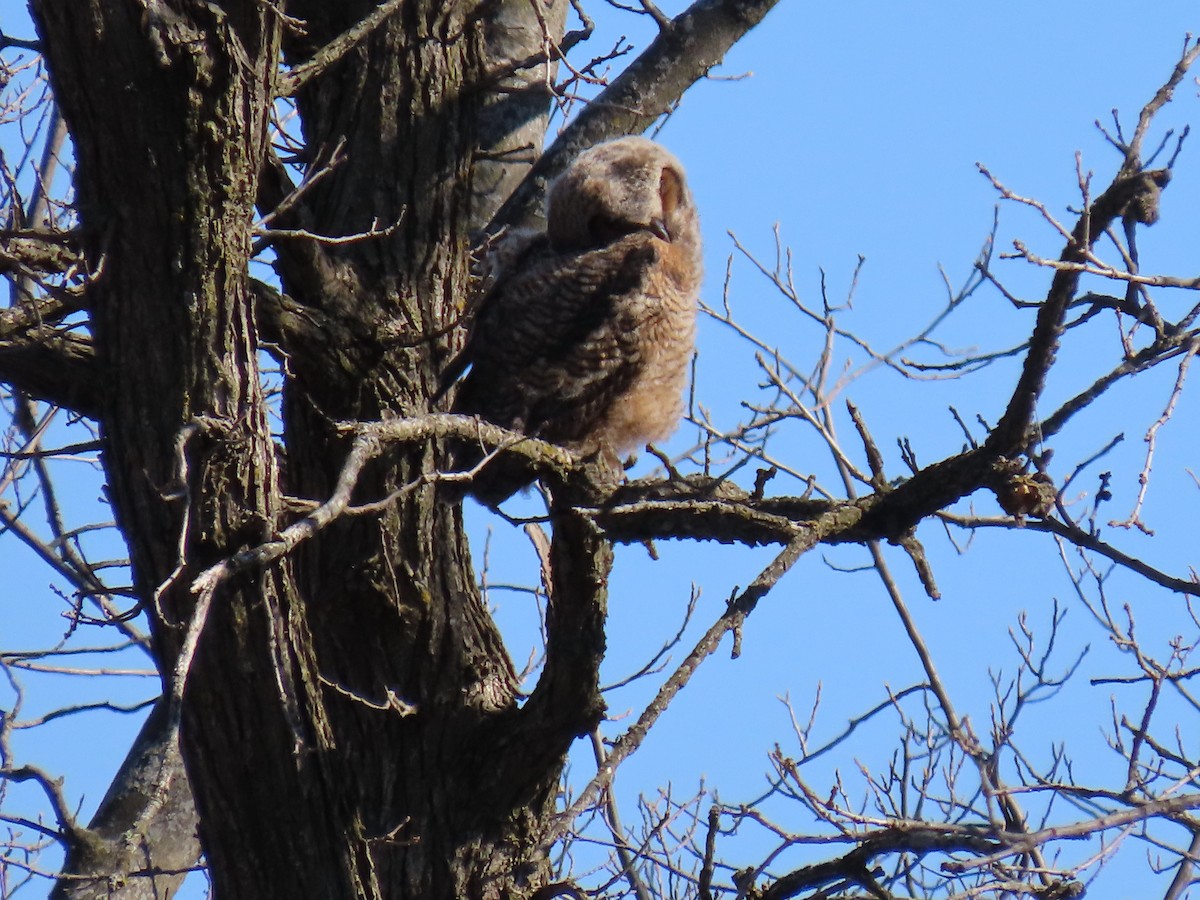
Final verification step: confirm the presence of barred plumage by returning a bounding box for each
[442,136,702,503]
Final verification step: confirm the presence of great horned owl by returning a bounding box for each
[442,136,703,503]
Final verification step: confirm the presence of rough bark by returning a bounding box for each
[0,330,99,417]
[262,3,585,893]
[20,1,780,897]
[29,0,329,895]
[470,0,569,232]
[51,701,199,900]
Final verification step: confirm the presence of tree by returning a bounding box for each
[0,1,1198,898]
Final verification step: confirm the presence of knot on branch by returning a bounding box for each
[1121,168,1170,225]
[1036,879,1085,900]
[989,459,1056,519]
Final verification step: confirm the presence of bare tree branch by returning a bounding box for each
[490,0,784,232]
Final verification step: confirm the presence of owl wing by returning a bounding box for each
[452,233,659,448]
[434,230,544,402]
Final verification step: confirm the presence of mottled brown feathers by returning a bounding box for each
[443,136,702,504]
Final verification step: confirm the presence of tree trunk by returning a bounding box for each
[31,0,595,896]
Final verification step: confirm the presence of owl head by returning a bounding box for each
[546,136,697,254]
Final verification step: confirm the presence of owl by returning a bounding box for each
[441,136,703,504]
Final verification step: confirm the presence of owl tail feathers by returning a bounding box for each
[436,438,541,509]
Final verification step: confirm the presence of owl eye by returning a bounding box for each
[588,214,670,245]
[587,215,641,245]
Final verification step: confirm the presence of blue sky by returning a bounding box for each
[2,1,1199,897]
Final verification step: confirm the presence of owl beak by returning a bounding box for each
[648,217,671,243]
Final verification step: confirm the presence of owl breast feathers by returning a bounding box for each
[442,136,703,503]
